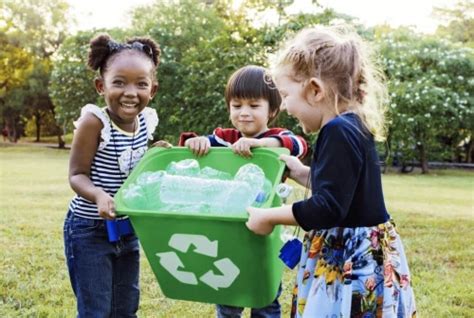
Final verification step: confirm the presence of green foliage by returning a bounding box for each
[434,0,474,47]
[377,29,474,168]
[49,31,99,134]
[128,0,340,143]
[1,0,70,57]
[0,0,70,141]
[44,0,474,164]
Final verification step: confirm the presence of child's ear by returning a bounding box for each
[269,108,279,121]
[150,82,159,99]
[305,77,325,104]
[94,77,105,96]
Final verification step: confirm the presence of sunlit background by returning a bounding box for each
[67,0,453,33]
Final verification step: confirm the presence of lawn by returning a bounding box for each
[0,145,473,317]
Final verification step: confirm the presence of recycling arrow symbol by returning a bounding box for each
[156,234,240,290]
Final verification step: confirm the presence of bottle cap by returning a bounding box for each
[276,183,293,200]
[255,191,267,203]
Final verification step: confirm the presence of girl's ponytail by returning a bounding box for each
[126,37,161,67]
[88,34,112,72]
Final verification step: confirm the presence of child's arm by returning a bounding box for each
[232,129,308,158]
[246,205,297,235]
[69,113,116,220]
[230,137,280,157]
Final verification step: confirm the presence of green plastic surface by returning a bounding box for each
[115,147,289,307]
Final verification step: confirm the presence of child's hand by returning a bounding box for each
[279,154,310,186]
[246,206,275,235]
[96,191,116,220]
[231,137,260,158]
[152,140,173,148]
[185,136,210,156]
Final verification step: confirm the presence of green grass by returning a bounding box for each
[1,145,473,317]
[21,133,73,145]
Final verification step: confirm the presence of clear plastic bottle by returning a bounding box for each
[234,163,265,202]
[122,184,148,209]
[159,174,254,213]
[166,159,200,176]
[200,166,232,180]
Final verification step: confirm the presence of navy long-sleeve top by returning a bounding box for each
[292,112,390,230]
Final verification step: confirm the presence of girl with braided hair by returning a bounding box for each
[64,33,160,316]
[246,25,416,317]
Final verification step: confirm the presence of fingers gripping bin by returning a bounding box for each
[115,147,289,308]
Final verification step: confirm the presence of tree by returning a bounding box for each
[0,30,34,141]
[377,28,474,172]
[0,0,70,144]
[434,0,474,47]
[128,0,344,142]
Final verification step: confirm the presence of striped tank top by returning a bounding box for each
[69,104,158,219]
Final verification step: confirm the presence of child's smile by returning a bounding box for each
[229,98,271,137]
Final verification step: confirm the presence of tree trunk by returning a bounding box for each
[6,117,18,142]
[56,123,65,149]
[35,112,41,142]
[418,143,429,174]
[466,139,473,163]
[57,133,65,148]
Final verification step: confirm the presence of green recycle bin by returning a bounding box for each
[115,147,289,308]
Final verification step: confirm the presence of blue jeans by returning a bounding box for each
[216,284,282,318]
[64,210,140,317]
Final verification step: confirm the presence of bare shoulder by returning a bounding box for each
[72,112,103,147]
[75,112,103,131]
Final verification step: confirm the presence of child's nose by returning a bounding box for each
[124,84,138,96]
[239,107,251,116]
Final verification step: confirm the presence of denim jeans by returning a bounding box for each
[64,210,140,318]
[216,284,282,318]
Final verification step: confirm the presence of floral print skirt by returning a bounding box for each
[291,220,416,318]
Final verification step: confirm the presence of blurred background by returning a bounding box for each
[1,0,472,172]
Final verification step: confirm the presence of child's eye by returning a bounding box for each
[138,82,149,88]
[231,104,241,109]
[113,80,124,86]
[250,104,260,108]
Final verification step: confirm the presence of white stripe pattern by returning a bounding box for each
[69,112,149,219]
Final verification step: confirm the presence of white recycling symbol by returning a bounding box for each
[156,234,240,290]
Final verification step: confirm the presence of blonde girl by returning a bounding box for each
[246,26,416,317]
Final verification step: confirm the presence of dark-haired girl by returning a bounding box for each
[64,34,160,316]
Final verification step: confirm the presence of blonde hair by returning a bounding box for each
[272,25,388,141]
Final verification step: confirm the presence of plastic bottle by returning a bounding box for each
[122,184,148,209]
[234,163,265,202]
[200,166,232,180]
[166,159,200,176]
